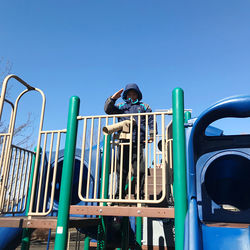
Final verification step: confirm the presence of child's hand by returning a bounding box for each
[148,138,153,143]
[148,132,154,143]
[144,138,154,143]
[112,89,123,100]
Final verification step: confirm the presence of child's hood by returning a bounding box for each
[122,83,142,101]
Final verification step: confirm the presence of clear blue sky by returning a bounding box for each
[1,0,250,135]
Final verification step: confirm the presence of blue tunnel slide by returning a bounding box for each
[185,95,250,249]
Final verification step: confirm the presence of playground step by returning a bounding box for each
[147,176,163,184]
[123,184,164,197]
[0,216,100,229]
[147,184,165,194]
[148,168,165,175]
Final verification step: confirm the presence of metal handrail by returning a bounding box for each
[28,129,66,216]
[76,112,173,205]
[0,75,46,214]
[0,144,35,214]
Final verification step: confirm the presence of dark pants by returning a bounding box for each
[116,142,145,199]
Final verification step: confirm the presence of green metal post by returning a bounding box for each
[97,134,111,249]
[84,236,90,250]
[136,217,142,246]
[172,88,187,250]
[184,111,191,123]
[54,96,80,250]
[21,147,42,250]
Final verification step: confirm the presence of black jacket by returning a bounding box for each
[104,96,155,143]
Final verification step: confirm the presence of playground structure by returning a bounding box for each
[0,75,180,249]
[0,74,249,250]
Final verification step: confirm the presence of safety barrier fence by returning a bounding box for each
[76,111,173,205]
[28,129,66,216]
[0,75,176,215]
[0,113,176,215]
[0,142,35,214]
[0,75,46,215]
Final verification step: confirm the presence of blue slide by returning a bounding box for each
[185,95,250,249]
[0,227,23,249]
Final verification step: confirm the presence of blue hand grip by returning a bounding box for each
[194,95,250,136]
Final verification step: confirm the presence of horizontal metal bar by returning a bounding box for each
[0,133,11,136]
[11,144,35,155]
[156,108,192,113]
[77,111,172,120]
[70,205,175,218]
[40,129,67,134]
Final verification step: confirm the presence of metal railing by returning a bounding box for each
[0,75,184,219]
[77,111,174,204]
[0,75,46,214]
[0,75,67,216]
[0,144,35,214]
[28,129,66,216]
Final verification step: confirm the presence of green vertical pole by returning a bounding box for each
[54,96,80,250]
[84,236,90,250]
[97,134,111,249]
[21,147,42,250]
[136,217,142,246]
[184,111,191,123]
[172,88,187,250]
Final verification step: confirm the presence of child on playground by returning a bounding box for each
[104,83,155,199]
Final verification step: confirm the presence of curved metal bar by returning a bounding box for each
[0,74,35,121]
[0,75,46,213]
[0,98,14,134]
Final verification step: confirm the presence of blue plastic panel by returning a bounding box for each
[202,224,250,250]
